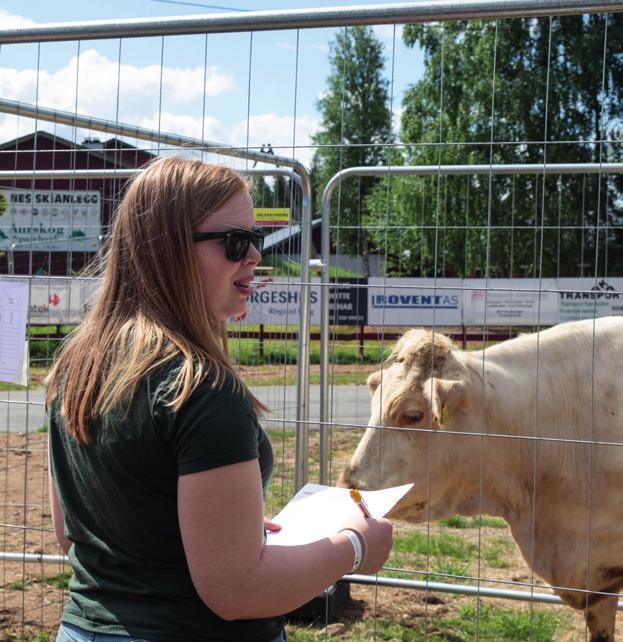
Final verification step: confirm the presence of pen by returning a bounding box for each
[350,488,371,518]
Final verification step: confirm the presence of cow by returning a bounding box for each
[339,317,623,642]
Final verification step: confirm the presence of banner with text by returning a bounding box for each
[558,277,623,321]
[462,279,559,325]
[22,277,623,327]
[367,278,463,326]
[0,188,101,251]
[28,278,100,324]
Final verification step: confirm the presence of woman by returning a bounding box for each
[47,156,393,642]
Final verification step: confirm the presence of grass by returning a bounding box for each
[284,602,570,641]
[392,531,478,561]
[45,570,72,589]
[439,515,508,529]
[483,536,515,569]
[6,578,25,590]
[228,336,390,366]
[431,604,567,641]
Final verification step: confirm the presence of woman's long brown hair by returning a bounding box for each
[46,156,266,443]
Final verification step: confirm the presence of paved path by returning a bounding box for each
[1,385,373,434]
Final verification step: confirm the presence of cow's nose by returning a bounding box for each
[336,469,352,488]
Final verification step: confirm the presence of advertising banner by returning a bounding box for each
[327,278,368,325]
[242,277,321,325]
[0,188,101,251]
[558,277,623,321]
[22,276,623,328]
[253,208,290,227]
[29,278,100,324]
[367,278,462,326]
[462,279,559,326]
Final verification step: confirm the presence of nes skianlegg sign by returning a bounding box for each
[0,188,101,251]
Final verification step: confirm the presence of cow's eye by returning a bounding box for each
[404,411,423,423]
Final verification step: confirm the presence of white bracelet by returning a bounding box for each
[341,529,363,573]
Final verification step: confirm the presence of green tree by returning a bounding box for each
[311,26,393,276]
[367,15,623,277]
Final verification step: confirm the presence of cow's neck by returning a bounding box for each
[452,350,539,522]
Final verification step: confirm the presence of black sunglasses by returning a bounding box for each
[192,228,266,262]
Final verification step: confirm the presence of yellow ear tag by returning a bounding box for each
[441,401,449,425]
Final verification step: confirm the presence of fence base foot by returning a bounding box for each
[285,581,350,623]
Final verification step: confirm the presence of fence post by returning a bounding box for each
[359,324,365,359]
[259,323,265,360]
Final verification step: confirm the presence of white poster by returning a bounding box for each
[558,278,623,322]
[0,188,101,251]
[367,278,462,326]
[241,277,321,325]
[0,280,29,383]
[462,279,559,326]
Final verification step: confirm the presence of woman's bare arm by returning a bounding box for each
[178,459,391,621]
[48,470,71,555]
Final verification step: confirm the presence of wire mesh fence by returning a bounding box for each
[1,1,622,640]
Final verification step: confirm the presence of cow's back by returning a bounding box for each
[478,317,621,430]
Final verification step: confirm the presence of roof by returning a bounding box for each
[0,130,155,168]
[264,218,322,251]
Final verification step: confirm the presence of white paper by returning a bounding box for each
[11,340,28,386]
[0,281,29,384]
[266,483,414,546]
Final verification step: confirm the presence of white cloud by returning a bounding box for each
[229,112,320,167]
[277,42,298,52]
[0,48,235,121]
[0,9,36,28]
[138,111,226,143]
[311,44,330,54]
[0,50,321,167]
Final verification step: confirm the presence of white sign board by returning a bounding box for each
[0,280,29,383]
[462,279,559,326]
[0,188,101,251]
[29,278,101,324]
[558,278,623,322]
[241,277,321,325]
[367,278,462,326]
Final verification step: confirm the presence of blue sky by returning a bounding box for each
[0,1,424,168]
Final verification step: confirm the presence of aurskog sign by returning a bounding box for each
[0,188,101,251]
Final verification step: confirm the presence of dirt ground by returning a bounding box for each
[2,428,622,640]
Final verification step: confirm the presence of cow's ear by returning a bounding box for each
[367,370,382,395]
[424,377,464,427]
[435,378,464,425]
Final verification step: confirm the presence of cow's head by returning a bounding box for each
[338,329,480,521]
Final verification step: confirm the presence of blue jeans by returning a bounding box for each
[56,621,287,642]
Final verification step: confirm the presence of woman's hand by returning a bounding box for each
[339,514,393,575]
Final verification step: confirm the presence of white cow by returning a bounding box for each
[339,317,623,642]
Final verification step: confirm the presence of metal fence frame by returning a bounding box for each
[318,162,623,485]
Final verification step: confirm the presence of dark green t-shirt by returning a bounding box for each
[48,364,283,642]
